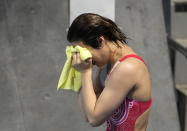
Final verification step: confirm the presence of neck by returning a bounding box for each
[106,41,134,73]
[108,42,125,66]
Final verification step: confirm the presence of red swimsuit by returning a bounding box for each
[105,54,152,131]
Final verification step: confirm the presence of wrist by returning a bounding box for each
[81,68,92,75]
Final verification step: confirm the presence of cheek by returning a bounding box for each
[91,50,107,65]
[97,58,106,67]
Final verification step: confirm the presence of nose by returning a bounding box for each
[92,60,96,65]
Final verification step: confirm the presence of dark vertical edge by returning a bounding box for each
[162,0,171,36]
[68,0,70,27]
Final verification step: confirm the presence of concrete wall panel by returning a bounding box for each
[116,0,180,130]
[0,0,180,130]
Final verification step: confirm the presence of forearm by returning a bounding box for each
[93,67,104,98]
[81,69,97,123]
[78,68,102,121]
[78,91,88,122]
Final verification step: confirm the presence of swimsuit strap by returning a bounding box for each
[106,54,147,83]
[119,54,147,66]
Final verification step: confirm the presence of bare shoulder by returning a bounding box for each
[109,58,142,81]
[105,56,149,95]
[105,59,140,96]
[116,56,151,101]
[117,56,148,77]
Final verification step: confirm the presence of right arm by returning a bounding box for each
[78,90,88,122]
[93,67,104,99]
[78,67,104,121]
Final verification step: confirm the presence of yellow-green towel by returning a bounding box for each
[57,45,92,92]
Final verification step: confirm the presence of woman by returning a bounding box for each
[68,13,152,131]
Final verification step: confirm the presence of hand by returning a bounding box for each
[71,52,92,73]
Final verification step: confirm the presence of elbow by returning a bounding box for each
[88,118,104,127]
[89,120,100,127]
[84,117,89,123]
[89,120,98,127]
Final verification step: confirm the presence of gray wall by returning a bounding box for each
[116,0,180,130]
[170,0,187,85]
[175,51,187,84]
[171,0,187,38]
[0,0,180,131]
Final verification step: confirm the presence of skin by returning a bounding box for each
[72,36,152,130]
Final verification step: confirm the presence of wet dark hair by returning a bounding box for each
[67,13,128,49]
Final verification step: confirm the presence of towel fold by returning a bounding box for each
[57,45,92,92]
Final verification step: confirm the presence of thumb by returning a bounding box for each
[85,58,92,63]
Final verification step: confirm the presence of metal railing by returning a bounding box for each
[167,36,187,58]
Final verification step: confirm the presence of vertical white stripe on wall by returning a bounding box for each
[70,0,115,25]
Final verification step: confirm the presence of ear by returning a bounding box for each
[99,36,107,48]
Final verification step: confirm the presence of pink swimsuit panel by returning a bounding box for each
[105,54,152,131]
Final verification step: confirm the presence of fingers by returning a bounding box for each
[72,52,92,70]
[71,52,92,72]
[72,52,76,65]
[76,53,81,63]
[85,58,92,63]
[72,52,81,65]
